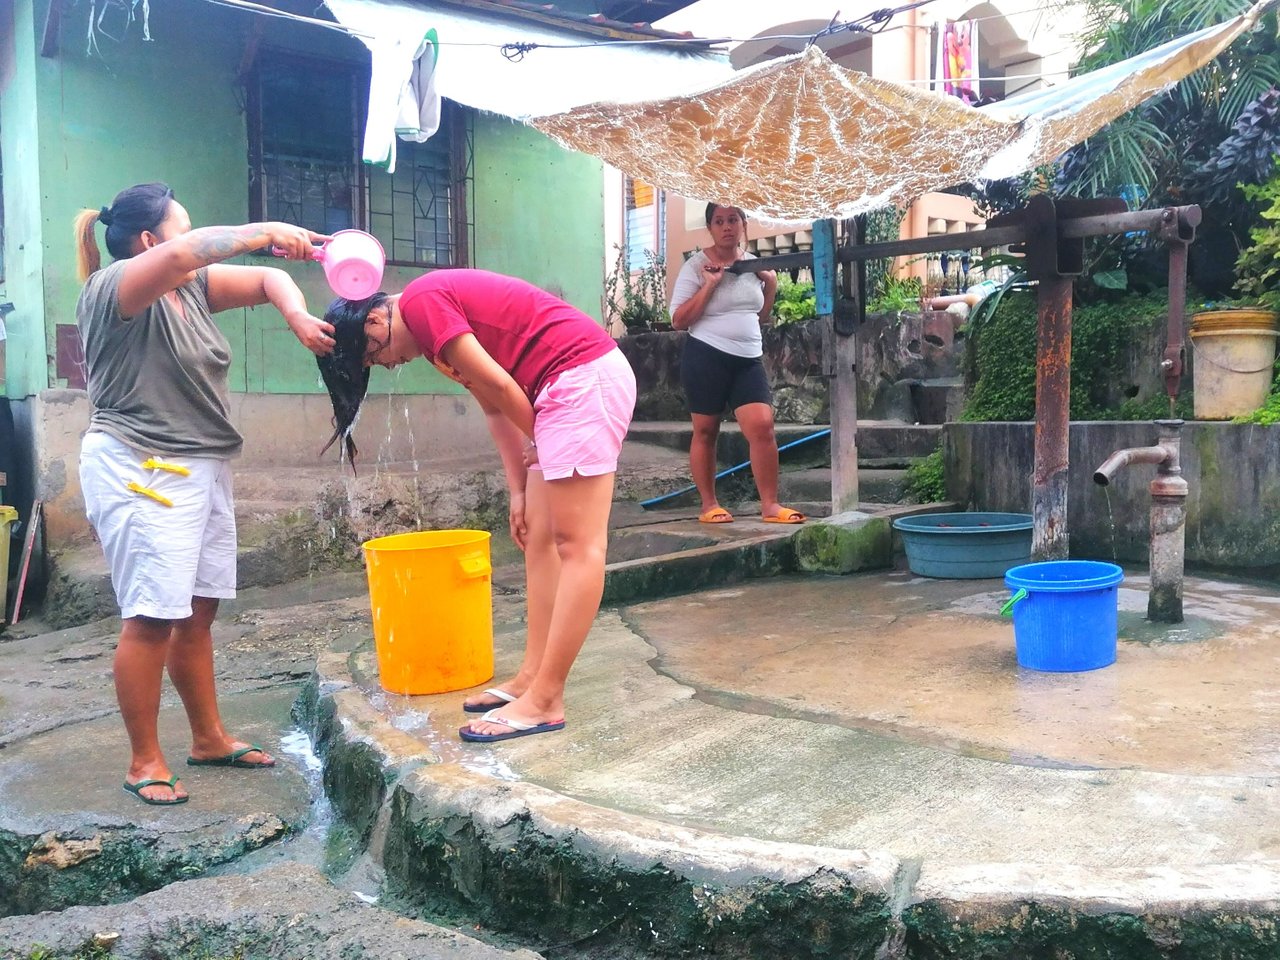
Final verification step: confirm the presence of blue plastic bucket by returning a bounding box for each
[1002,561,1124,672]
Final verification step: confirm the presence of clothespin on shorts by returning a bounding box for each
[125,456,191,507]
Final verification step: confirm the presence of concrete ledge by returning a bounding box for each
[904,862,1280,957]
[301,639,901,960]
[0,688,309,918]
[601,531,797,605]
[383,764,899,958]
[0,864,542,960]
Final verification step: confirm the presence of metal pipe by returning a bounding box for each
[1092,445,1177,486]
[727,205,1204,275]
[1092,420,1187,624]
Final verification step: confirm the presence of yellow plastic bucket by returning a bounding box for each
[0,505,17,625]
[362,529,494,695]
[1190,312,1280,420]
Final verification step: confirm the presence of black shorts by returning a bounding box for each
[680,336,772,416]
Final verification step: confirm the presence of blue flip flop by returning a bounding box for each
[459,709,565,743]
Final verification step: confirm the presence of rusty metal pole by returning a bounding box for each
[1020,196,1074,561]
[1157,206,1201,409]
[1032,274,1073,561]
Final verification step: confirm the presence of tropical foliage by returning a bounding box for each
[1052,0,1280,298]
[1234,158,1280,312]
[772,275,818,325]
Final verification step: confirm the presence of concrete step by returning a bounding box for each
[779,467,910,505]
[625,421,942,464]
[911,377,966,425]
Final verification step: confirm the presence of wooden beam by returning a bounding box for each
[815,218,860,513]
[236,19,266,83]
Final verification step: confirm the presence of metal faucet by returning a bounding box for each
[1093,420,1187,624]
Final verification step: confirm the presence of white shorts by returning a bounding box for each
[79,431,236,620]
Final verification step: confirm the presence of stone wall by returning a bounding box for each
[946,421,1280,571]
[617,308,965,423]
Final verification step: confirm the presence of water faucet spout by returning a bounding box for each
[1093,445,1176,486]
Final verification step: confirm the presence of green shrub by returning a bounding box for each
[867,275,922,314]
[904,449,947,503]
[963,289,1191,421]
[1234,158,1280,313]
[772,275,817,325]
[605,245,670,333]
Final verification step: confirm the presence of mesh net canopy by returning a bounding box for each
[532,1,1273,221]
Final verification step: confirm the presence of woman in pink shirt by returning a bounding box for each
[318,269,636,743]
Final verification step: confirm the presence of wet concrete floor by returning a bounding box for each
[363,567,1280,869]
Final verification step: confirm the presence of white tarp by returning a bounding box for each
[531,0,1275,220]
[324,0,732,121]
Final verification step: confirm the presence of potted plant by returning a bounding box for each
[605,245,671,334]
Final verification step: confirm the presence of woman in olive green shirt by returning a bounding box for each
[75,181,331,805]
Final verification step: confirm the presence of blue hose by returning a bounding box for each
[639,428,833,509]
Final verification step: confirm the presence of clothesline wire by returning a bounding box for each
[197,0,1051,56]
[194,0,1079,86]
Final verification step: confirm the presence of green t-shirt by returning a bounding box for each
[76,260,242,457]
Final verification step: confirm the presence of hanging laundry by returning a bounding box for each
[364,28,440,173]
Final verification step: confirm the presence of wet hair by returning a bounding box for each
[317,292,390,472]
[74,182,176,282]
[704,202,748,227]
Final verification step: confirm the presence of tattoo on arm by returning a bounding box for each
[187,225,272,265]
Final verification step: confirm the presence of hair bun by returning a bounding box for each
[98,206,114,226]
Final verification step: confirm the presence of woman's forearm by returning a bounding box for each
[172,224,277,272]
[485,410,529,493]
[672,281,717,331]
[472,378,536,441]
[261,268,310,323]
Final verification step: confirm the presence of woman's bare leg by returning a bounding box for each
[464,470,614,734]
[735,401,785,517]
[690,413,724,514]
[116,615,187,802]
[463,472,558,710]
[168,596,272,766]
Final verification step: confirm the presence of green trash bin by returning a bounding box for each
[0,505,18,624]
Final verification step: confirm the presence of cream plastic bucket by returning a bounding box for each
[1190,326,1279,419]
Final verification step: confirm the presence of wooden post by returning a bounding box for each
[816,218,859,513]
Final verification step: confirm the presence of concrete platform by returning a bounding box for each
[304,567,1280,957]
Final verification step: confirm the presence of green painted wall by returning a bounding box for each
[0,0,47,399]
[6,0,605,400]
[473,112,605,320]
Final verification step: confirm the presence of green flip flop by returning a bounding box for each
[122,775,188,806]
[186,744,274,768]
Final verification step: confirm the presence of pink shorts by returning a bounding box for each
[532,348,637,481]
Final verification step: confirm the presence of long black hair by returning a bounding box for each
[317,293,389,472]
[75,182,176,281]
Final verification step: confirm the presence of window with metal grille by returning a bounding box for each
[248,53,472,268]
[624,177,664,272]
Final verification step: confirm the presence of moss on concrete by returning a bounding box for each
[904,900,1280,959]
[794,516,893,574]
[382,788,892,959]
[321,740,388,846]
[0,818,291,918]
